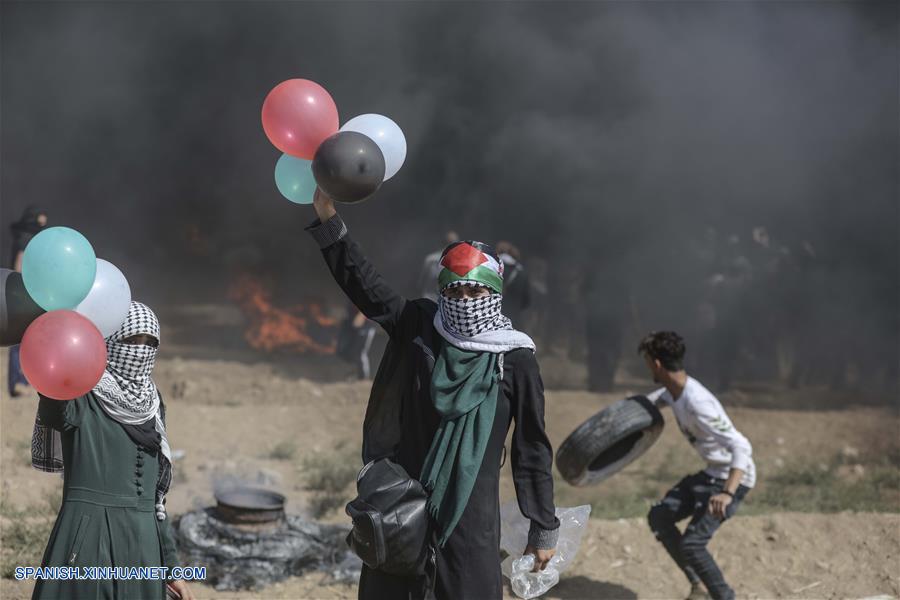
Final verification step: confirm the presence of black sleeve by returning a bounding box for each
[510,350,561,548]
[37,394,80,431]
[306,214,409,338]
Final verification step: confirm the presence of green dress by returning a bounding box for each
[32,393,179,600]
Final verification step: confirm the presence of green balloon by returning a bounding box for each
[274,153,316,204]
[22,227,97,311]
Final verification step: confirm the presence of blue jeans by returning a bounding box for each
[7,345,28,394]
[648,471,750,600]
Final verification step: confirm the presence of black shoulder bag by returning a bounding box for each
[345,458,434,577]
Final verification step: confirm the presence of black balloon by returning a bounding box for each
[312,131,386,204]
[0,268,45,347]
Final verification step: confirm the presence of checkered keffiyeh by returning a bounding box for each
[434,273,536,354]
[438,281,513,338]
[98,301,160,414]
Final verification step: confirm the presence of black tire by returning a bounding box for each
[555,395,664,487]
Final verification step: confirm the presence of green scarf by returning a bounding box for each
[421,340,499,546]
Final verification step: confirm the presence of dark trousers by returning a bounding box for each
[8,345,28,394]
[648,471,750,600]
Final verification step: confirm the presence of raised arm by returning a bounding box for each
[306,189,409,338]
[509,350,560,569]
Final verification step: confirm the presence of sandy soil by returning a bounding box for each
[2,349,899,599]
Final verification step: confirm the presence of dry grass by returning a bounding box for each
[267,440,298,461]
[300,444,358,518]
[0,488,61,578]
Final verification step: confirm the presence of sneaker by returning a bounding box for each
[686,582,710,600]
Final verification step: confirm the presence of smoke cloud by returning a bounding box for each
[2,2,896,390]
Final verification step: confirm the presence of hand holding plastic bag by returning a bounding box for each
[510,554,560,599]
[500,501,592,599]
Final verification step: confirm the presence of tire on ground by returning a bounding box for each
[555,395,664,487]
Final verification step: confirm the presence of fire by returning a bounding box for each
[228,273,338,354]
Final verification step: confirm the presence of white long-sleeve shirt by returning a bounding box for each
[648,376,756,488]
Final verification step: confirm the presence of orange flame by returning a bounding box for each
[228,273,337,354]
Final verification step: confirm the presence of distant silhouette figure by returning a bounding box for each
[8,206,47,397]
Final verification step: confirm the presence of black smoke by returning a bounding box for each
[1,2,897,392]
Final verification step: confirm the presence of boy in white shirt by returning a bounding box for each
[640,331,755,600]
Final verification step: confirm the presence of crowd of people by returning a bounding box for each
[402,223,896,396]
[664,225,895,394]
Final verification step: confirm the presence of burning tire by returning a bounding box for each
[555,395,664,487]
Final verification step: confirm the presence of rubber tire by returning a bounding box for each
[555,395,664,487]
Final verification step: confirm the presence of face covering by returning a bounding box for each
[101,302,160,414]
[438,283,512,338]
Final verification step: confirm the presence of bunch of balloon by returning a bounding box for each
[261,79,407,204]
[1,226,133,400]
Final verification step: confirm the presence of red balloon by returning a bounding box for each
[261,79,339,159]
[20,310,107,400]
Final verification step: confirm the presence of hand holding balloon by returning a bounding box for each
[311,187,337,224]
[311,132,385,204]
[261,79,407,205]
[20,311,107,400]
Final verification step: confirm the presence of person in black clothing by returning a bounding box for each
[336,302,378,380]
[8,206,47,397]
[9,206,47,270]
[495,241,531,328]
[583,266,627,393]
[305,189,559,600]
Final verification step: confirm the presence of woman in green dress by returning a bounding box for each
[30,301,194,600]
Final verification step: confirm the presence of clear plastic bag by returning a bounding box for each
[500,501,592,599]
[509,554,560,599]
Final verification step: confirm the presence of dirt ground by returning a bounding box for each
[2,348,899,599]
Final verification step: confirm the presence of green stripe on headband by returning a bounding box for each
[438,265,503,293]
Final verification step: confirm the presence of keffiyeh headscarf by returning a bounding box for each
[32,301,173,521]
[96,301,161,415]
[433,241,535,353]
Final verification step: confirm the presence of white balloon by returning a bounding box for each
[75,259,132,338]
[340,114,407,180]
